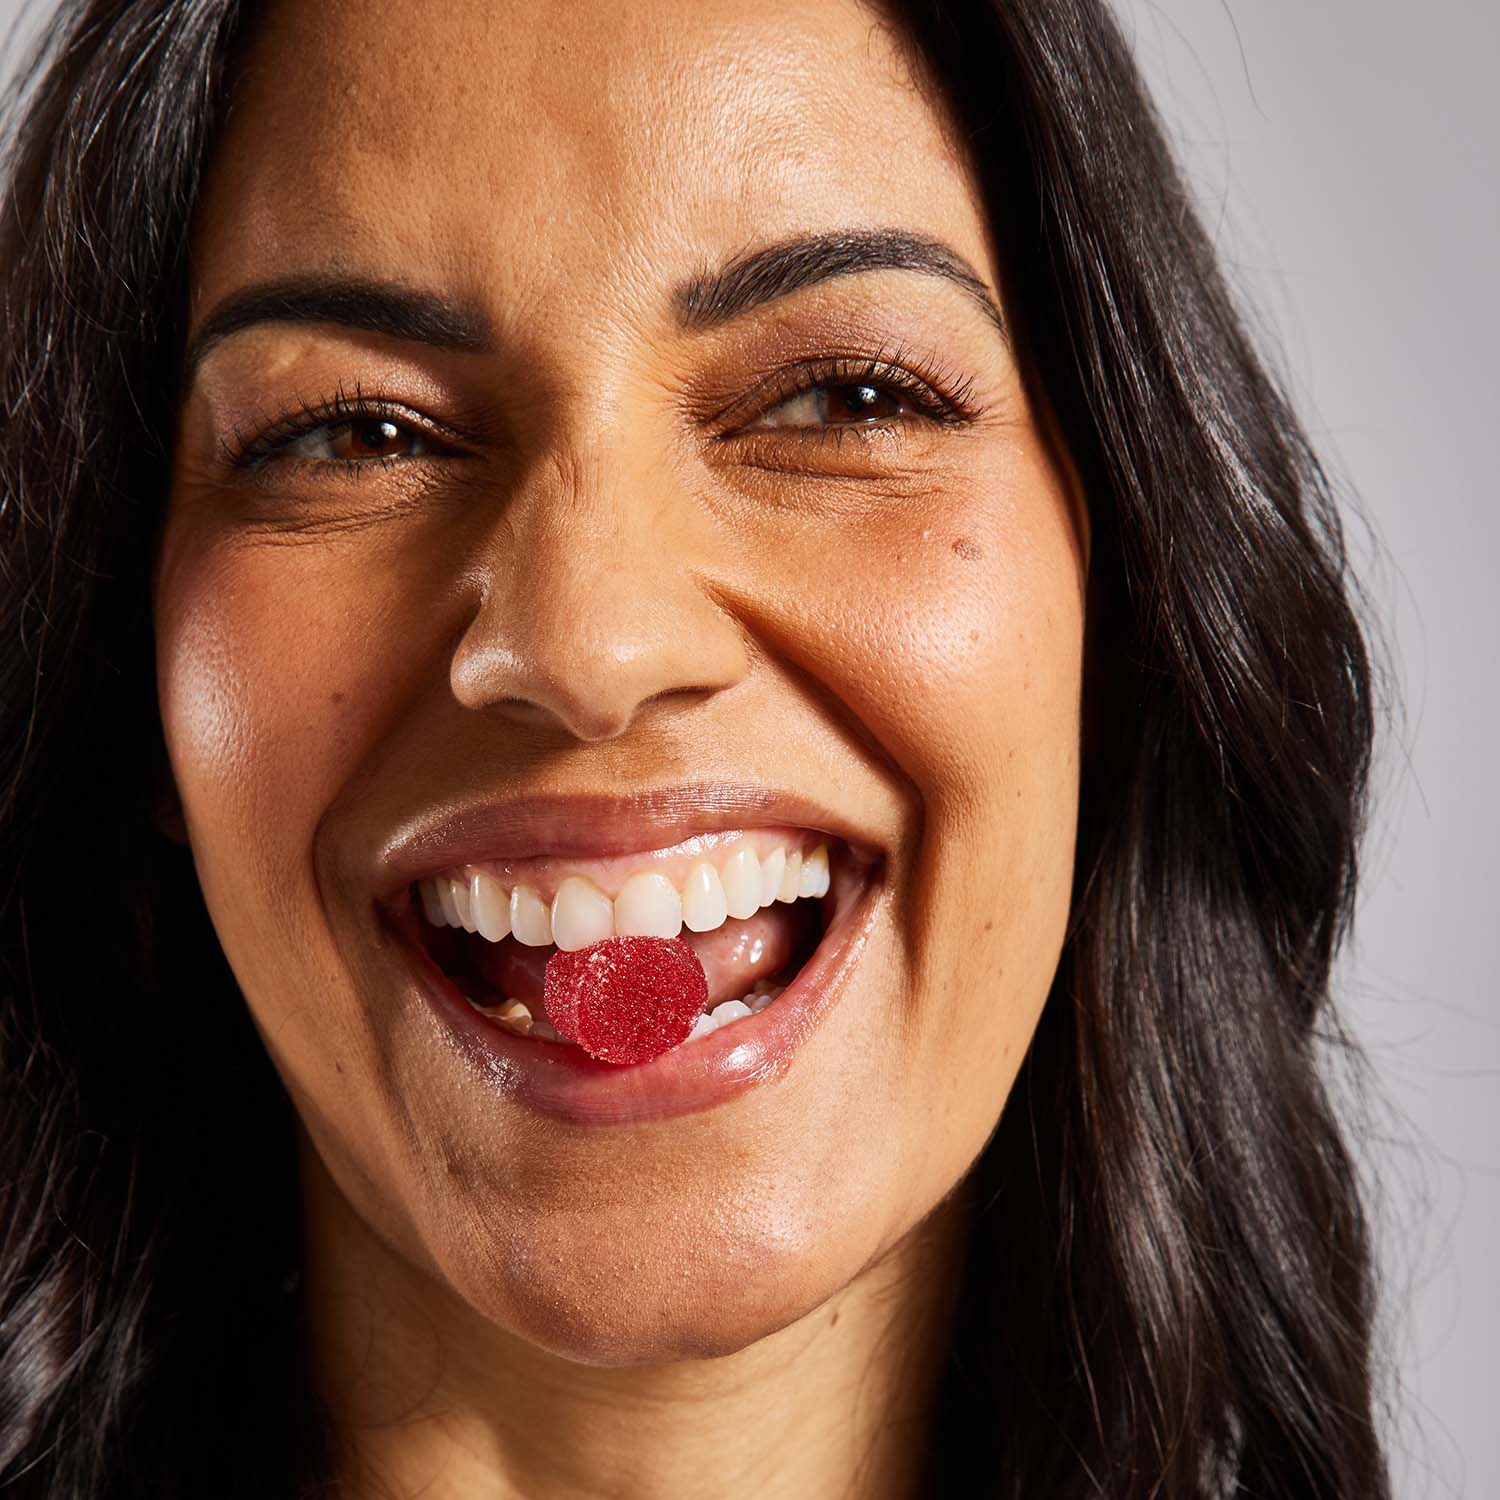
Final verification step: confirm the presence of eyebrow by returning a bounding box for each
[183,278,494,375]
[672,228,1007,338]
[183,227,1006,375]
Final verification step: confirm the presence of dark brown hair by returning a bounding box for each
[0,1,1389,1493]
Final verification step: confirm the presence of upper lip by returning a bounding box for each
[373,781,883,902]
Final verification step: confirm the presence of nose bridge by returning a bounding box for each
[449,433,745,742]
[538,442,656,559]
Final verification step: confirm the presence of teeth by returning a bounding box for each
[476,1005,574,1046]
[681,861,728,932]
[720,847,762,920]
[497,999,534,1033]
[551,875,614,951]
[510,884,552,946]
[709,999,752,1027]
[680,984,788,1042]
[470,982,790,1044]
[614,871,683,938]
[419,878,448,926]
[685,1012,718,1043]
[423,840,834,938]
[470,871,511,942]
[798,843,830,898]
[450,877,477,933]
[758,847,786,907]
[477,999,533,1035]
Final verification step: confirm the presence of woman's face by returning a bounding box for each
[157,0,1086,1362]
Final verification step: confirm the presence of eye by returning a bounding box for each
[279,417,431,462]
[226,392,468,474]
[727,353,976,441]
[751,381,911,430]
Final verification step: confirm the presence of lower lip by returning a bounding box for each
[389,863,883,1126]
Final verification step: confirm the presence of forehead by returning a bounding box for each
[194,0,993,326]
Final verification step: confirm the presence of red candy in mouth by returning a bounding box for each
[542,935,710,1065]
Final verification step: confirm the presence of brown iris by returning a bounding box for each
[326,418,418,460]
[822,383,902,422]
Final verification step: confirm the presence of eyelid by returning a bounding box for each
[220,346,981,472]
[711,345,980,436]
[223,388,469,471]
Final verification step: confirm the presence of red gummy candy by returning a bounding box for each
[543,935,708,1065]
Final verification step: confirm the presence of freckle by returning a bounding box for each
[830,1310,840,1327]
[330,691,345,706]
[969,629,979,643]
[952,537,982,561]
[983,920,994,933]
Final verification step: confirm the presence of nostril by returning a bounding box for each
[483,693,628,741]
[444,525,751,739]
[450,652,710,743]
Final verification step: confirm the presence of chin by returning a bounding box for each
[445,1189,858,1368]
[497,1280,826,1368]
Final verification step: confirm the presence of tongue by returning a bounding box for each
[474,903,801,1012]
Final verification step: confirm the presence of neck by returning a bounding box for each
[300,1155,973,1500]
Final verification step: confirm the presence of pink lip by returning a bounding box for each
[383,846,883,1126]
[373,781,883,903]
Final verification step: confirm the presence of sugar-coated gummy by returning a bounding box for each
[543,935,709,1065]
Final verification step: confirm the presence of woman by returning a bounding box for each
[0,0,1391,1494]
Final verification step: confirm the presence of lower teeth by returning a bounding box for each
[469,981,787,1046]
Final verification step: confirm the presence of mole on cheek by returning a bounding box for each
[951,537,983,561]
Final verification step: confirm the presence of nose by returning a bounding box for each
[448,444,748,742]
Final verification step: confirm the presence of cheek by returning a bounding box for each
[153,524,418,977]
[756,435,1085,1148]
[742,432,1086,856]
[159,525,412,816]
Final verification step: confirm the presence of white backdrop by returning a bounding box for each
[3,2,1494,1495]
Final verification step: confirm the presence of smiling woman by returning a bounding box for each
[0,2,1389,1498]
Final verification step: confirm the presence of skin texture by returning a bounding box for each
[154,0,1088,1493]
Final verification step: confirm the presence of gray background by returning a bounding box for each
[3,1,1494,1494]
[1115,6,1498,1494]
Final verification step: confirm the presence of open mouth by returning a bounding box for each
[404,830,867,1052]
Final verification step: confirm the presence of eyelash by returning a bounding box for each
[729,350,978,435]
[224,351,978,473]
[225,386,448,472]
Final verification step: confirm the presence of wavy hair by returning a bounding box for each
[0,1,1389,1494]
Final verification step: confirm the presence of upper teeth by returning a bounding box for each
[417,840,830,948]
